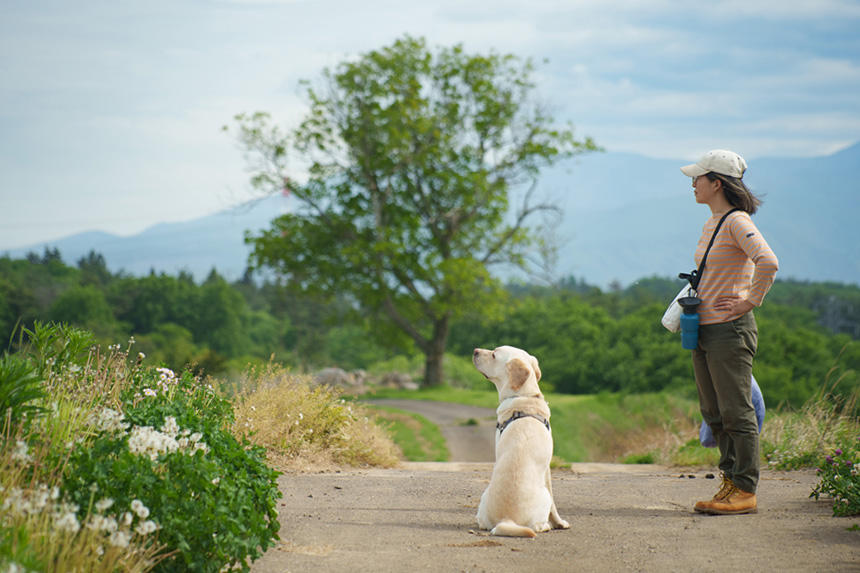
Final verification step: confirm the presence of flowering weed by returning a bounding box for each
[811,439,860,516]
[2,323,281,572]
[61,367,281,572]
[0,427,165,572]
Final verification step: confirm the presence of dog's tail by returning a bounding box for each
[491,520,537,538]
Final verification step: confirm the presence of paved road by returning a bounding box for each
[249,399,860,572]
[251,462,860,572]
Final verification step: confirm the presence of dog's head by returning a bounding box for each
[472,345,542,400]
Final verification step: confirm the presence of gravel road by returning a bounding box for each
[250,400,860,572]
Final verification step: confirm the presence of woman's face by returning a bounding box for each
[692,174,720,205]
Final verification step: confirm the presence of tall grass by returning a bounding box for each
[230,363,400,470]
[762,387,859,470]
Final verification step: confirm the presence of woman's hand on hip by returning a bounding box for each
[714,296,755,316]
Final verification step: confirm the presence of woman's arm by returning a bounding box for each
[717,214,779,314]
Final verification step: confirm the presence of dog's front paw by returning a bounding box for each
[554,519,570,530]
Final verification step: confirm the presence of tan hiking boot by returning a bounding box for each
[702,486,757,515]
[693,474,735,513]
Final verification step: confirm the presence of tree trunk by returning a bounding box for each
[422,315,450,387]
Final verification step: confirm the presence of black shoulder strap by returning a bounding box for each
[689,208,738,290]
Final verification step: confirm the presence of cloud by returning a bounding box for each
[1,0,858,248]
[696,0,860,19]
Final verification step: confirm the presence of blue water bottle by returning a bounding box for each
[678,296,702,350]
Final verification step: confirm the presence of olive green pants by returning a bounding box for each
[691,312,759,494]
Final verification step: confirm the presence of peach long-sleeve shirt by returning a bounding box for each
[694,210,779,325]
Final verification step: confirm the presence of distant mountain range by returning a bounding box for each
[4,144,859,288]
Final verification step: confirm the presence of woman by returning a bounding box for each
[680,149,779,515]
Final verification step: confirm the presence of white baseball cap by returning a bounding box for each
[680,149,747,179]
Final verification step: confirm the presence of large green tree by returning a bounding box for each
[231,36,598,386]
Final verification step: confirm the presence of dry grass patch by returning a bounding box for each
[762,389,859,469]
[610,417,706,464]
[231,364,400,470]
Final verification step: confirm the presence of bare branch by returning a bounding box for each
[479,178,560,265]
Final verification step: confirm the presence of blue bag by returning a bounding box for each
[699,375,764,448]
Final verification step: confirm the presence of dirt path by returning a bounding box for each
[250,401,860,572]
[364,399,497,462]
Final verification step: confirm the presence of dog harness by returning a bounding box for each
[496,411,551,435]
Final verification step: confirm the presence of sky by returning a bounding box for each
[1,0,859,249]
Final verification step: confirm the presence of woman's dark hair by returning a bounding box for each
[705,172,762,215]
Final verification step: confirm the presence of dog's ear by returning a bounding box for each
[506,358,532,391]
[530,355,541,382]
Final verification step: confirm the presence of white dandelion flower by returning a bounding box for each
[135,520,158,536]
[131,499,150,519]
[11,441,32,463]
[161,416,179,438]
[54,510,81,533]
[95,498,114,513]
[109,530,130,548]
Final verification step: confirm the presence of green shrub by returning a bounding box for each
[60,366,281,572]
[18,321,95,377]
[622,452,656,464]
[0,355,44,423]
[367,354,422,377]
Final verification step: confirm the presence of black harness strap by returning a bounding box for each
[496,411,551,435]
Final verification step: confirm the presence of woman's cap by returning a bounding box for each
[680,149,747,178]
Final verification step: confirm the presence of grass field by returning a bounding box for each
[363,384,859,472]
[362,386,715,464]
[367,405,450,461]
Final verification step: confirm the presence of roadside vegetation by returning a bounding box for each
[1,324,280,571]
[230,364,399,470]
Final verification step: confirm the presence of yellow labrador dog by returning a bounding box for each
[472,345,569,538]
